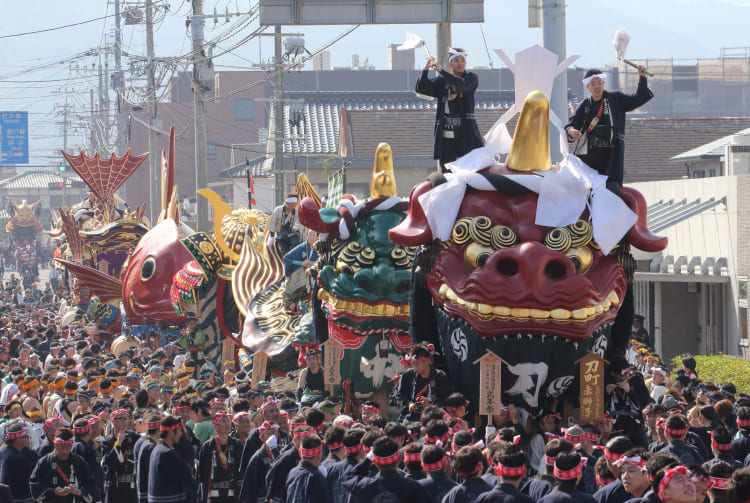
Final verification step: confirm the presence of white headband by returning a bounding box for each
[448,48,468,63]
[285,196,298,203]
[583,73,606,86]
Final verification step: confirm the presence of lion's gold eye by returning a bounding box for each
[565,247,593,274]
[464,243,494,269]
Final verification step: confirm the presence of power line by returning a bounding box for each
[0,2,167,40]
[209,25,360,103]
[0,13,120,40]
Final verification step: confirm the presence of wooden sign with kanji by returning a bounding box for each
[322,339,342,385]
[251,351,268,388]
[575,352,608,423]
[473,350,505,416]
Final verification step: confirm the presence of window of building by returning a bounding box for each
[208,141,217,159]
[233,99,255,121]
[709,169,717,177]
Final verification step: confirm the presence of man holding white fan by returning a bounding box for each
[565,65,652,192]
[416,49,484,173]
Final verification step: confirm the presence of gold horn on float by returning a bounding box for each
[294,173,323,208]
[197,188,235,261]
[371,142,397,198]
[506,90,551,173]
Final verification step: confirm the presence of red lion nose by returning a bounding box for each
[483,241,577,289]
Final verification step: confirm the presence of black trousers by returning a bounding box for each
[438,137,469,173]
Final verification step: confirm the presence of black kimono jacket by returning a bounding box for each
[415,69,484,160]
[565,76,653,187]
[197,436,243,503]
[0,443,38,503]
[30,452,97,503]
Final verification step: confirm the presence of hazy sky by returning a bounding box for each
[0,0,747,165]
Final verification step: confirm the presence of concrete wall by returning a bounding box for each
[630,176,741,355]
[737,176,750,354]
[685,159,722,178]
[660,282,701,361]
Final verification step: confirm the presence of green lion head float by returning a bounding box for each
[299,143,417,397]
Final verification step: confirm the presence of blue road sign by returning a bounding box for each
[0,111,28,164]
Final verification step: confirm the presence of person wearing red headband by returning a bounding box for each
[652,464,695,503]
[690,465,712,503]
[705,427,743,471]
[37,415,63,457]
[475,445,532,503]
[71,416,103,503]
[238,396,284,474]
[402,441,426,481]
[101,409,140,503]
[564,425,597,494]
[326,428,367,501]
[147,416,197,503]
[135,413,162,503]
[593,456,616,492]
[733,407,750,464]
[539,451,597,502]
[171,399,200,469]
[266,424,312,503]
[30,427,97,503]
[0,419,37,503]
[615,448,651,499]
[286,434,331,503]
[656,415,704,465]
[707,461,734,503]
[443,446,493,503]
[197,413,242,503]
[594,436,633,503]
[230,412,252,446]
[360,401,381,426]
[320,425,346,473]
[418,444,457,501]
[527,438,574,501]
[239,420,281,503]
[395,344,451,422]
[342,436,431,503]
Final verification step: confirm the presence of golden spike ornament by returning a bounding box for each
[506,90,551,173]
[198,188,234,261]
[371,143,397,198]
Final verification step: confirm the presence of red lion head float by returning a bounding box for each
[389,91,666,414]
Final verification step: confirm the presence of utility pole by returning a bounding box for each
[541,0,567,162]
[98,61,104,123]
[90,89,96,154]
[146,0,159,224]
[192,0,209,232]
[190,5,208,231]
[104,56,110,120]
[436,23,452,69]
[114,0,127,199]
[62,91,69,153]
[273,25,284,207]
